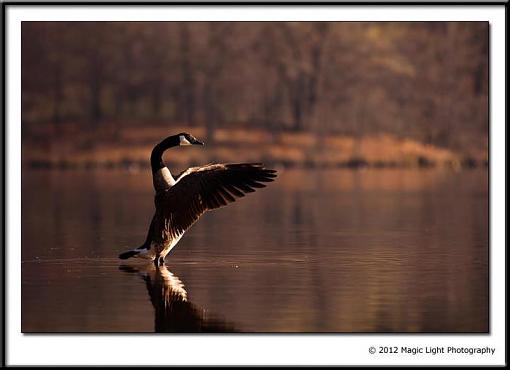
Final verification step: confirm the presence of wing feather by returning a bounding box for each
[152,163,277,243]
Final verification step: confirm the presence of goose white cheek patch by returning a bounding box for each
[179,135,192,145]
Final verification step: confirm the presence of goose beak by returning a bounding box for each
[192,138,204,146]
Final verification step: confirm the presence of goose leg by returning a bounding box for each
[154,255,161,267]
[154,255,165,266]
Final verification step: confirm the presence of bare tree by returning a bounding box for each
[21,21,488,155]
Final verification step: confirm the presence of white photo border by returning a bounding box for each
[5,4,506,366]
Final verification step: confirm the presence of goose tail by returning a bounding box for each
[118,249,141,260]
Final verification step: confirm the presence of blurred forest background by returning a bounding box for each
[22,22,489,169]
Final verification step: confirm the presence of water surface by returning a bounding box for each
[22,168,488,332]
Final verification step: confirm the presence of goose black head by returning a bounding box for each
[178,133,204,146]
[151,133,204,174]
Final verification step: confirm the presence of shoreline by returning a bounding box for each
[22,127,488,171]
[24,157,488,171]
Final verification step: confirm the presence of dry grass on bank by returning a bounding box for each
[22,125,487,170]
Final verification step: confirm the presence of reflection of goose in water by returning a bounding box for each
[118,133,277,266]
[119,264,238,333]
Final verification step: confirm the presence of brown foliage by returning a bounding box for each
[22,22,488,157]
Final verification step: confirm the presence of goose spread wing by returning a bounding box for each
[152,163,277,242]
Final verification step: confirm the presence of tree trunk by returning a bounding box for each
[178,23,195,125]
[52,63,63,134]
[89,57,102,124]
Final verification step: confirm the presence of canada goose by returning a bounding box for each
[118,133,277,265]
[119,264,238,332]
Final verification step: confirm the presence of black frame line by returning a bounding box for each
[1,0,506,367]
[1,1,510,5]
[15,19,493,336]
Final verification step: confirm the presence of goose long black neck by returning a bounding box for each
[150,135,180,174]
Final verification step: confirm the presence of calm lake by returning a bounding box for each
[22,168,488,333]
